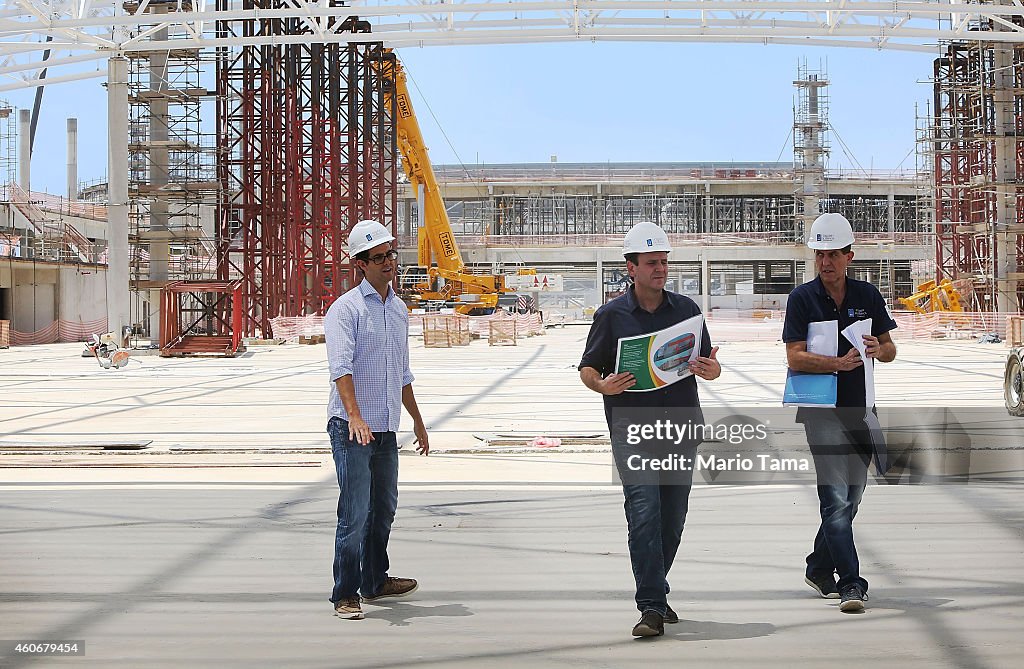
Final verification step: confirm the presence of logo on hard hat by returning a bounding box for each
[816,234,822,241]
[646,239,653,247]
[365,234,372,241]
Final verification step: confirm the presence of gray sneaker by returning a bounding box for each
[664,603,679,624]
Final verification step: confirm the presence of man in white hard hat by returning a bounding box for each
[782,212,897,613]
[579,221,721,638]
[324,219,429,620]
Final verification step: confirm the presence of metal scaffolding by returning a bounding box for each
[464,192,800,238]
[215,8,398,337]
[126,0,219,336]
[793,60,830,241]
[926,32,1024,312]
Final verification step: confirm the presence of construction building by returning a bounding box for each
[395,161,927,318]
[5,13,1024,343]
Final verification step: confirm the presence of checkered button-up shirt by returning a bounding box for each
[325,278,414,432]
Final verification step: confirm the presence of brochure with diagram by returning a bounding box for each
[614,314,704,392]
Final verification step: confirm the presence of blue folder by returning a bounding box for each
[783,370,838,407]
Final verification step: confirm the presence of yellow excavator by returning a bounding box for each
[384,50,540,315]
[898,279,965,314]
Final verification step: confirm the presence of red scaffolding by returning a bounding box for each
[932,40,1024,312]
[159,280,244,357]
[215,8,397,337]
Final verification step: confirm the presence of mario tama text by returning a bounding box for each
[626,451,810,473]
[621,417,807,473]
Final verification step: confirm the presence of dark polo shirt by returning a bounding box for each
[782,275,897,408]
[579,285,713,427]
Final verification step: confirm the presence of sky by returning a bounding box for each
[1,41,936,196]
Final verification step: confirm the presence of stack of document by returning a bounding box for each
[783,320,838,408]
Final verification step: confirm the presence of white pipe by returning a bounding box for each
[18,109,29,192]
[67,117,78,201]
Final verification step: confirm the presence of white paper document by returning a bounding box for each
[841,318,875,408]
[806,320,839,356]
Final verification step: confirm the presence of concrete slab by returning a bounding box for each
[0,327,1020,667]
[0,329,1011,454]
[0,482,1021,668]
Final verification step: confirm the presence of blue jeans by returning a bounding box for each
[328,417,399,603]
[803,412,871,593]
[612,442,695,615]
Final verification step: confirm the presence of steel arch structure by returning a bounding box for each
[3,1,1024,91]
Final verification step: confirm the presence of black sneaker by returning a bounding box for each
[839,584,868,612]
[632,609,665,637]
[664,603,679,624]
[805,573,840,599]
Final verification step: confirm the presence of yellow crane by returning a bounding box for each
[383,50,539,315]
[897,279,965,314]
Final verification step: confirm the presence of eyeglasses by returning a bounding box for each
[366,250,398,265]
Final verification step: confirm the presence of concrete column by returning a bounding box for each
[106,56,130,340]
[700,254,709,315]
[993,43,1017,313]
[67,118,78,201]
[595,257,603,305]
[148,22,171,337]
[18,109,30,192]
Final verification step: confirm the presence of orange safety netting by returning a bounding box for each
[269,316,326,342]
[8,317,109,346]
[268,312,546,343]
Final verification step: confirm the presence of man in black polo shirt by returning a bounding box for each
[782,213,897,613]
[579,221,721,638]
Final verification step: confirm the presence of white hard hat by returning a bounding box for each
[623,221,672,255]
[807,213,855,250]
[348,219,396,257]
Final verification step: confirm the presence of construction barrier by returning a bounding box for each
[891,312,1010,340]
[488,319,517,346]
[410,312,544,339]
[1007,315,1024,347]
[258,310,1022,346]
[422,314,471,348]
[701,310,1018,343]
[269,316,325,343]
[8,317,108,346]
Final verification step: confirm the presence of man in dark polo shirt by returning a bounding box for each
[782,213,897,613]
[579,221,721,638]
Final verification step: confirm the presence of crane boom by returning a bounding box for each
[383,50,539,313]
[390,59,464,273]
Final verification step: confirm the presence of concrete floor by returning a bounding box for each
[1,328,1022,667]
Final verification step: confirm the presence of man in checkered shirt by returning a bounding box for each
[325,219,429,621]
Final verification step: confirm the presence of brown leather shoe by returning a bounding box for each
[362,577,418,601]
[334,596,364,620]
